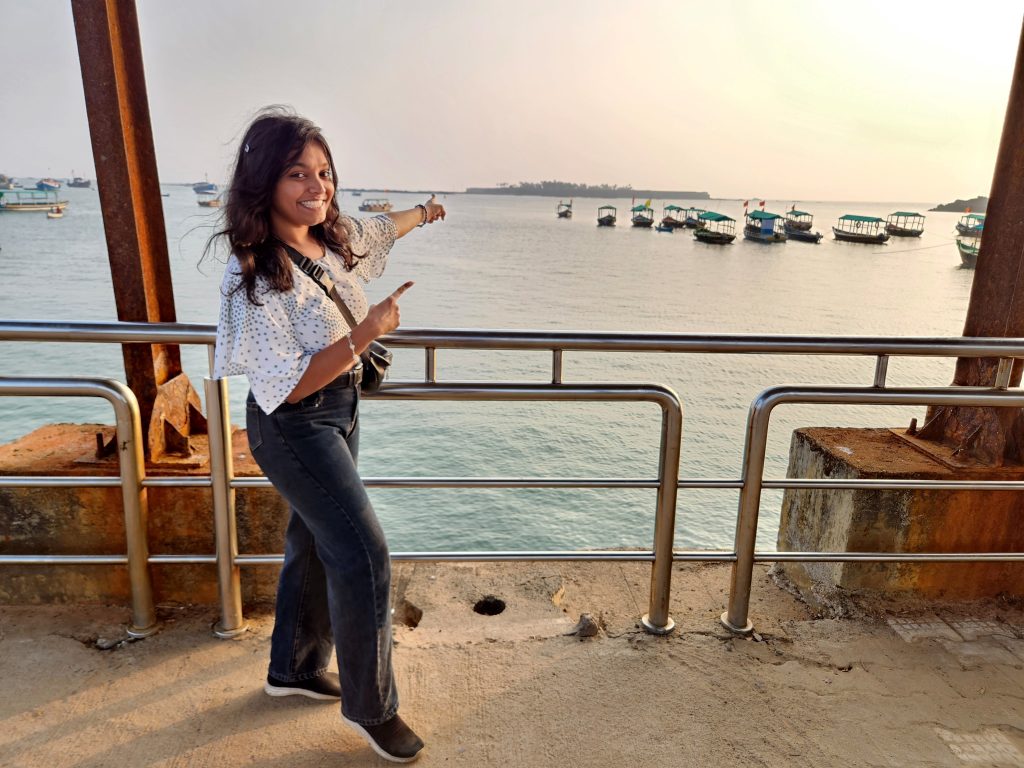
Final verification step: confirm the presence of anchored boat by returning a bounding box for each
[956,238,979,268]
[597,205,617,226]
[660,204,684,229]
[683,206,707,228]
[358,198,392,212]
[35,178,61,191]
[743,210,787,243]
[197,192,221,208]
[885,211,925,237]
[955,212,985,238]
[784,209,822,242]
[630,203,654,228]
[694,211,736,244]
[556,200,573,219]
[0,190,69,212]
[832,214,890,244]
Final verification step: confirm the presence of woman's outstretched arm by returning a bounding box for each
[387,195,446,238]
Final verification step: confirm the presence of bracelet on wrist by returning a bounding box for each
[415,204,428,227]
[344,334,358,365]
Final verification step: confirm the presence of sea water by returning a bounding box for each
[0,187,976,552]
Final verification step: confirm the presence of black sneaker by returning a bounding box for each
[342,714,424,763]
[264,673,341,701]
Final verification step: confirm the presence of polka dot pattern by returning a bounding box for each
[213,214,397,413]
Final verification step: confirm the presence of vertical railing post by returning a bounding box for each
[721,394,773,635]
[641,391,683,634]
[205,377,247,637]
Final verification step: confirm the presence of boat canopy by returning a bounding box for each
[788,210,812,217]
[631,204,652,212]
[699,211,734,222]
[838,214,884,223]
[747,210,781,220]
[598,205,617,212]
[962,213,986,221]
[664,204,683,211]
[889,211,922,218]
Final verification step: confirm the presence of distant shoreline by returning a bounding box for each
[929,196,988,213]
[466,185,711,199]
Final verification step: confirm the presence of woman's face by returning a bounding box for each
[270,140,336,234]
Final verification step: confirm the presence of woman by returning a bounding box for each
[212,107,444,763]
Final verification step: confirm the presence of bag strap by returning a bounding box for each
[277,240,359,329]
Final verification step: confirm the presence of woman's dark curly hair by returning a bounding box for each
[207,106,360,305]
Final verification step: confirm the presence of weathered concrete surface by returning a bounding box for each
[778,428,1024,602]
[0,423,286,604]
[2,562,1024,767]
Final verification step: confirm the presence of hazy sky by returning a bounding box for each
[1,0,1021,202]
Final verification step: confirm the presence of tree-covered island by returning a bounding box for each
[465,180,710,199]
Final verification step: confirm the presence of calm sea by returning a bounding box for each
[0,186,976,553]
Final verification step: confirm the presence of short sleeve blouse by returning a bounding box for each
[213,214,397,413]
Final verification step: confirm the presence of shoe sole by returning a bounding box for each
[263,681,339,701]
[341,716,423,763]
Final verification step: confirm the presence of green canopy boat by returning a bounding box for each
[833,214,889,244]
[885,211,925,237]
[743,209,786,243]
[694,211,736,245]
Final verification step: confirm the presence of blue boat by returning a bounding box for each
[36,178,61,191]
[743,210,786,243]
[193,181,218,195]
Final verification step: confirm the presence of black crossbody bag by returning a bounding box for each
[278,241,393,394]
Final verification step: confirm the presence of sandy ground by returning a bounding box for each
[2,562,1024,768]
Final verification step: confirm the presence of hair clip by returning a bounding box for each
[244,143,250,153]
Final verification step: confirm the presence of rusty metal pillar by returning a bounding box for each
[71,0,205,460]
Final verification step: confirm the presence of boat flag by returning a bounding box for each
[743,200,748,208]
[644,199,651,208]
[966,206,972,213]
[759,200,766,208]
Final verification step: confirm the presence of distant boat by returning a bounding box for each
[660,204,685,229]
[197,192,221,208]
[743,210,787,243]
[694,211,736,244]
[683,207,707,228]
[193,177,218,194]
[655,224,674,233]
[36,178,61,191]
[630,203,654,228]
[832,214,889,243]
[358,198,392,212]
[784,208,822,242]
[597,205,617,227]
[0,174,15,190]
[556,200,573,219]
[0,190,69,212]
[68,177,91,189]
[784,208,815,232]
[885,211,925,237]
[46,206,64,219]
[956,238,979,268]
[955,212,985,238]
[351,191,362,197]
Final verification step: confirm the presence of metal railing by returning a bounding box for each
[2,320,1024,638]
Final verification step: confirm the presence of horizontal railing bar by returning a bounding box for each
[757,552,1024,562]
[231,476,661,489]
[0,555,128,565]
[142,477,213,488]
[0,477,122,487]
[763,478,1024,491]
[4,320,1024,358]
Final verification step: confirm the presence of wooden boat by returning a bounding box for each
[832,214,889,243]
[784,209,814,232]
[661,204,685,229]
[68,176,92,189]
[683,207,707,228]
[556,200,573,219]
[358,198,392,212]
[46,207,64,219]
[630,203,654,228]
[35,178,61,191]
[655,224,674,233]
[0,190,70,212]
[956,238,979,268]
[787,228,823,243]
[197,193,221,208]
[743,210,786,243]
[955,213,985,238]
[597,205,617,226]
[885,211,925,237]
[694,212,736,244]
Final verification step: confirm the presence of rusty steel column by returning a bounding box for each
[919,19,1024,464]
[71,0,205,458]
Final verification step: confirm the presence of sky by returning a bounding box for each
[1,0,1021,202]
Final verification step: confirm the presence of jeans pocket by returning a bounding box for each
[245,404,264,451]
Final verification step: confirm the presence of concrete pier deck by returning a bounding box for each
[3,562,1024,767]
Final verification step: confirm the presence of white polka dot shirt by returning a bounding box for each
[213,214,398,413]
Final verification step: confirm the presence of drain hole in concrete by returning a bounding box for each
[473,595,506,616]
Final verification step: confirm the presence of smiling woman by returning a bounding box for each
[206,106,445,763]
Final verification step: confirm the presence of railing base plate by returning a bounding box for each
[213,621,249,639]
[640,614,675,635]
[720,611,754,636]
[126,622,159,639]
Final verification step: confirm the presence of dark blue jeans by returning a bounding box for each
[246,376,397,725]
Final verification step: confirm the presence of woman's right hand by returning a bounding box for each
[365,281,414,336]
